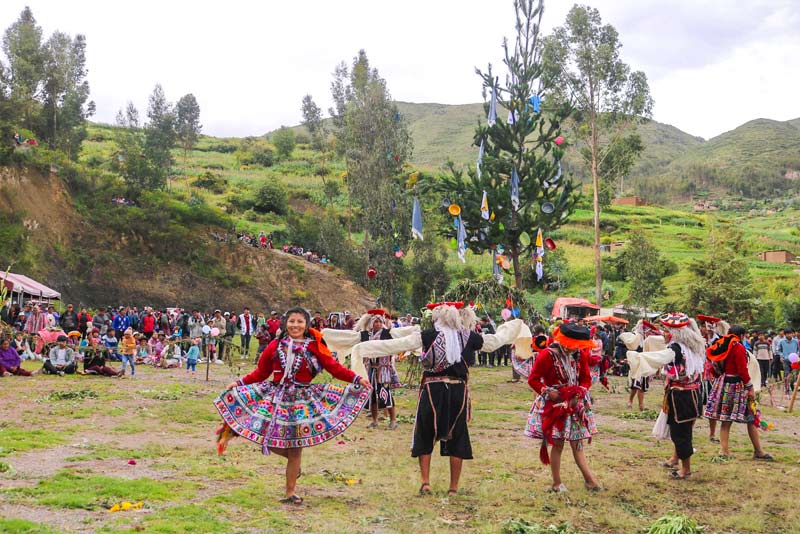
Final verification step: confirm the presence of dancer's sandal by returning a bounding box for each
[419,483,431,496]
[709,437,720,443]
[753,453,774,462]
[549,484,568,493]
[669,470,692,480]
[279,495,303,505]
[447,489,459,497]
[661,460,679,469]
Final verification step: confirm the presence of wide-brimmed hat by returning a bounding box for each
[366,309,391,319]
[426,301,464,310]
[658,312,690,329]
[552,323,594,350]
[696,314,721,324]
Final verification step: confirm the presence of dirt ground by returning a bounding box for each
[0,359,798,534]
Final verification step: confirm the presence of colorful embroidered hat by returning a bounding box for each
[696,314,721,324]
[658,312,690,329]
[366,309,391,318]
[552,323,594,350]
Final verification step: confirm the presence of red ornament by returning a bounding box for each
[555,136,564,146]
[367,267,377,279]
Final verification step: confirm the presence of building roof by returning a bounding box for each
[551,297,600,318]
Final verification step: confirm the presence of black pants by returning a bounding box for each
[772,355,783,380]
[478,352,487,366]
[240,334,251,354]
[43,361,76,374]
[758,359,770,386]
[668,419,694,460]
[488,350,499,366]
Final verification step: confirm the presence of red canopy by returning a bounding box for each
[583,314,629,325]
[551,297,600,319]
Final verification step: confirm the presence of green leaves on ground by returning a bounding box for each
[647,514,705,534]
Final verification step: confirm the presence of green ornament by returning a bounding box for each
[519,231,530,246]
[450,238,458,249]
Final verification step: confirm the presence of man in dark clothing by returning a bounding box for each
[59,303,79,331]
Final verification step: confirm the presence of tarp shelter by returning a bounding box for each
[1,272,61,305]
[551,297,600,319]
[583,314,629,325]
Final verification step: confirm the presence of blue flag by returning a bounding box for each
[411,196,423,240]
[511,167,520,210]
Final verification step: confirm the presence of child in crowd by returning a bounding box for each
[186,338,200,377]
[120,327,137,378]
[136,337,152,364]
[255,324,270,364]
[103,328,119,361]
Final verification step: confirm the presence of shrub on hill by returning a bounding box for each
[192,171,228,194]
[254,182,288,215]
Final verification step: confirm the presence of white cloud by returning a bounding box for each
[1,0,798,139]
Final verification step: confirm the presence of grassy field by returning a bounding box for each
[1,357,798,534]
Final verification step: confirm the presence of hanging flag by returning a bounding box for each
[492,248,504,284]
[529,95,541,113]
[477,138,485,179]
[456,215,467,263]
[487,82,498,126]
[533,228,545,282]
[553,160,562,183]
[507,109,516,125]
[481,190,490,220]
[511,167,520,210]
[411,196,424,240]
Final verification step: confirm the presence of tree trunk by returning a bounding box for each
[591,116,602,307]
[512,248,522,288]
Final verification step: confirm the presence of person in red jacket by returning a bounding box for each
[141,309,156,339]
[525,323,602,493]
[214,307,371,505]
[704,325,773,461]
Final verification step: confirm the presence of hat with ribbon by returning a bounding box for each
[426,301,464,310]
[552,323,594,350]
[696,314,721,324]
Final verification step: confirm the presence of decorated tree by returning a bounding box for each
[424,0,579,289]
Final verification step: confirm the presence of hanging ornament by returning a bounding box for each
[412,196,424,240]
[487,78,498,126]
[528,95,541,113]
[498,222,505,231]
[367,267,377,279]
[395,112,401,121]
[512,307,520,318]
[477,139,485,179]
[442,197,452,208]
[510,167,520,211]
[490,211,496,221]
[501,308,512,320]
[454,217,459,229]
[553,160,562,183]
[505,297,513,308]
[555,136,565,146]
[395,250,404,258]
[481,190,490,220]
[450,238,458,249]
[519,231,530,247]
[545,237,557,251]
[393,244,400,252]
[507,109,516,125]
[541,202,555,214]
[448,204,461,216]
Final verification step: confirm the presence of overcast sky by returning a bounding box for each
[3,0,799,140]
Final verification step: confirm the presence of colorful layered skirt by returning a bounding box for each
[214,380,370,450]
[511,352,534,379]
[703,376,751,423]
[525,393,598,442]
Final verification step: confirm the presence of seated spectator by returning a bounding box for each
[159,337,183,368]
[11,331,39,361]
[136,337,152,364]
[0,337,35,376]
[103,328,120,360]
[83,341,122,377]
[44,335,77,375]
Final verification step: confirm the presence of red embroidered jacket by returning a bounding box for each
[528,347,592,394]
[239,329,358,385]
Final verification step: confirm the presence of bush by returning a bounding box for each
[253,182,288,215]
[192,171,228,194]
[295,133,310,145]
[250,147,274,167]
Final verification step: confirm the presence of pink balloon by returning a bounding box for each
[395,250,403,258]
[210,327,220,337]
[555,136,564,146]
[501,308,512,321]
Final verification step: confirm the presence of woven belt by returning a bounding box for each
[421,376,464,386]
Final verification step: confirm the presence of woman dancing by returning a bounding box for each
[215,307,371,504]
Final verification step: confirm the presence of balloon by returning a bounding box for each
[501,257,510,269]
[395,250,403,258]
[448,204,461,216]
[202,325,211,335]
[789,353,799,363]
[501,308,512,320]
[367,267,377,279]
[519,231,530,246]
[498,223,505,231]
[210,327,220,337]
[555,136,565,145]
[512,307,520,317]
[544,237,557,251]
[792,362,799,370]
